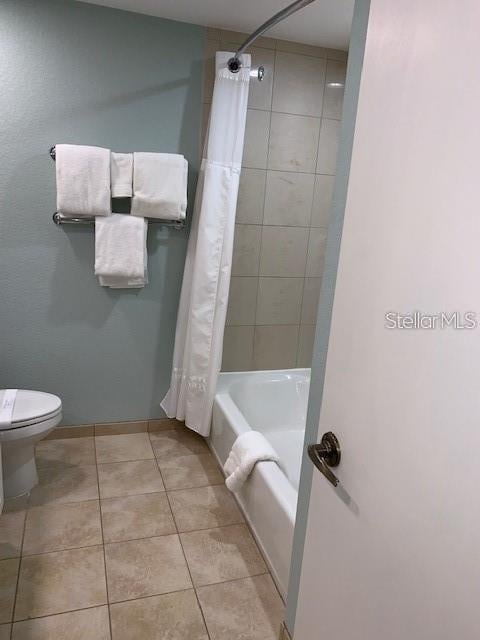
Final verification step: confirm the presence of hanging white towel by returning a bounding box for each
[56,144,111,217]
[131,152,188,220]
[0,389,18,428]
[95,215,148,288]
[111,152,133,198]
[224,431,279,493]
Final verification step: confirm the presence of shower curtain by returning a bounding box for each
[161,51,251,437]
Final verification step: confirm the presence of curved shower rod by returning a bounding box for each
[227,0,318,79]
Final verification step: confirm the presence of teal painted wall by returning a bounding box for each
[0,0,204,424]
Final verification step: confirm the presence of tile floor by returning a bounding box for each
[0,425,284,639]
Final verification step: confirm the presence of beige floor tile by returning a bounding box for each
[98,460,164,499]
[101,493,175,543]
[36,437,95,467]
[181,524,267,586]
[0,509,25,559]
[14,546,107,620]
[169,485,243,532]
[29,464,99,507]
[150,428,208,462]
[23,500,102,555]
[95,421,148,436]
[3,496,28,514]
[95,433,154,463]
[105,535,191,603]
[159,453,223,491]
[0,625,10,640]
[110,590,208,640]
[197,574,284,640]
[11,605,110,639]
[0,558,19,624]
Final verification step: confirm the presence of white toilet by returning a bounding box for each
[0,390,62,499]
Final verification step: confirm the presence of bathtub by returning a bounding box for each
[209,368,310,599]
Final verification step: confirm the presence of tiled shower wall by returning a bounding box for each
[202,29,347,371]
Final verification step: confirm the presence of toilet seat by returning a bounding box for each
[0,390,62,431]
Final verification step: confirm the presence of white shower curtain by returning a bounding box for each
[161,52,251,436]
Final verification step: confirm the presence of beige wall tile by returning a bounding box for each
[203,39,220,103]
[311,174,335,228]
[0,510,25,560]
[325,48,348,62]
[23,501,102,556]
[197,574,284,640]
[205,27,221,39]
[301,278,322,325]
[0,625,10,640]
[101,492,175,543]
[110,591,208,640]
[29,465,99,507]
[316,117,340,175]
[297,325,316,367]
[268,113,320,172]
[150,428,208,463]
[95,432,154,464]
[97,460,164,499]
[94,421,148,436]
[181,524,267,587]
[306,228,328,277]
[168,485,243,532]
[263,171,315,227]
[0,559,19,624]
[323,59,347,119]
[243,109,270,169]
[222,326,255,372]
[14,546,106,620]
[259,227,309,277]
[220,30,276,50]
[36,437,95,468]
[253,326,299,370]
[105,535,191,602]
[227,277,258,326]
[12,606,110,640]
[232,224,262,276]
[248,47,275,110]
[256,278,303,325]
[159,453,224,491]
[275,39,328,59]
[236,168,266,224]
[273,51,326,117]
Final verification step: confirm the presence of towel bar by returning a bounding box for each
[50,146,186,228]
[52,212,184,227]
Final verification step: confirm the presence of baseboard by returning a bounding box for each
[46,418,185,439]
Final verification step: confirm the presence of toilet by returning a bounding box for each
[0,390,62,499]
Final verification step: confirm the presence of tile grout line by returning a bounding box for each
[154,456,213,640]
[9,494,29,638]
[93,436,114,640]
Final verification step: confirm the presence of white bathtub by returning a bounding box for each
[209,368,310,599]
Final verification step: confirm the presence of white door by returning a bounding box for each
[292,0,480,638]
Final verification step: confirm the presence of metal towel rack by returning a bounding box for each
[49,146,186,228]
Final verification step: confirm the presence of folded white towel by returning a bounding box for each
[95,215,148,288]
[111,152,133,198]
[131,152,188,220]
[224,431,279,493]
[56,144,111,217]
[0,389,18,428]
